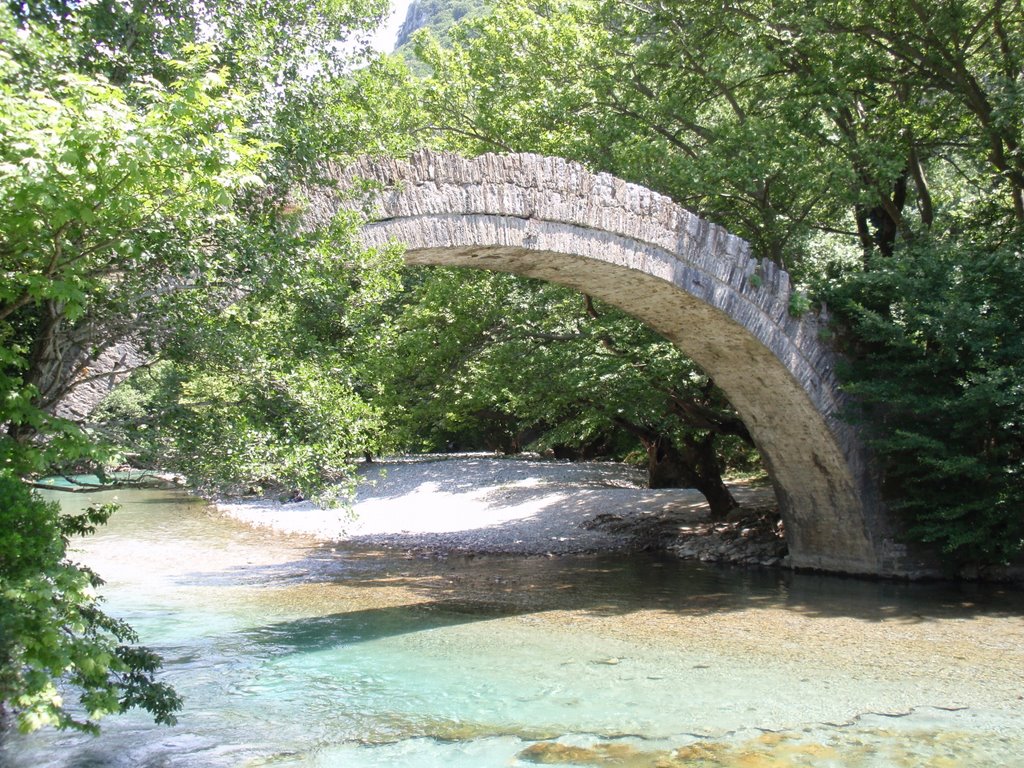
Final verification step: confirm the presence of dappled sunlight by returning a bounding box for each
[219,454,734,553]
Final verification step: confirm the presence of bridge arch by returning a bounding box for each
[307,151,925,576]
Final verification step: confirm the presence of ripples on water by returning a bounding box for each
[1,487,1022,767]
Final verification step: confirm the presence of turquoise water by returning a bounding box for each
[2,487,1023,767]
[29,470,172,491]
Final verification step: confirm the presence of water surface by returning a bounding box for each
[2,487,1022,767]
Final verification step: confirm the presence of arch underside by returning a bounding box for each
[363,213,901,574]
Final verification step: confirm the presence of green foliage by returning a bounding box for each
[0,474,181,733]
[96,219,405,500]
[788,292,812,317]
[828,237,1024,567]
[7,0,389,88]
[0,0,402,736]
[1,0,407,492]
[0,5,268,447]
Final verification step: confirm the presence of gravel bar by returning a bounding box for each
[214,454,728,555]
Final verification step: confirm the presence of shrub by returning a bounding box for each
[828,237,1024,569]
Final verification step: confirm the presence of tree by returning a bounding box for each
[828,236,1024,569]
[1,0,415,489]
[0,475,181,733]
[0,9,268,453]
[99,216,405,501]
[73,15,422,499]
[412,0,1022,262]
[6,0,390,88]
[776,0,1024,225]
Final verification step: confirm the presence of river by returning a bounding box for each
[2,486,1023,767]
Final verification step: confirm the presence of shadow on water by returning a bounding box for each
[204,544,1024,660]
[239,603,504,654]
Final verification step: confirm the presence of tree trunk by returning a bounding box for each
[856,167,909,263]
[644,433,739,520]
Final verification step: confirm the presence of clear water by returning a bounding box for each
[2,487,1023,767]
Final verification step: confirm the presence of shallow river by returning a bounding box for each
[2,487,1023,767]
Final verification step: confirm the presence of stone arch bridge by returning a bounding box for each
[306,151,927,577]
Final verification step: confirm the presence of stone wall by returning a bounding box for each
[49,341,145,423]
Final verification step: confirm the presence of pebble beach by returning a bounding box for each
[214,454,781,562]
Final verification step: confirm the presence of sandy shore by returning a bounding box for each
[214,454,773,555]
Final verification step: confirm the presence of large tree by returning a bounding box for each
[1,0,419,489]
[0,0,413,732]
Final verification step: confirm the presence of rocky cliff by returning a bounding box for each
[395,0,490,50]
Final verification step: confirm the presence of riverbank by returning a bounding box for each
[214,454,784,566]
